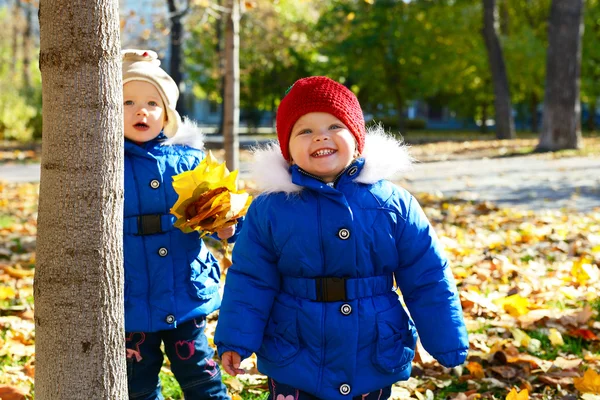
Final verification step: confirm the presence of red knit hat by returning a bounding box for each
[276,76,366,161]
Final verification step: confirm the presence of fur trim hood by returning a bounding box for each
[250,125,413,194]
[161,117,205,150]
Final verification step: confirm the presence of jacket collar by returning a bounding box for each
[250,125,413,194]
[125,118,205,155]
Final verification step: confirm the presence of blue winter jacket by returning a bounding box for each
[124,128,227,333]
[215,131,468,399]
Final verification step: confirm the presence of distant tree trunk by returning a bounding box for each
[482,0,516,139]
[538,0,584,150]
[12,0,22,77]
[588,98,597,132]
[530,92,539,133]
[394,99,405,134]
[22,2,33,90]
[481,102,489,134]
[167,0,190,117]
[222,0,240,171]
[216,0,225,131]
[35,0,126,398]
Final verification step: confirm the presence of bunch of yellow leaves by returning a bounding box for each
[170,152,252,266]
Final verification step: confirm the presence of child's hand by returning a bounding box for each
[221,351,245,376]
[216,224,236,240]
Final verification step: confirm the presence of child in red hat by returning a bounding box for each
[215,76,468,400]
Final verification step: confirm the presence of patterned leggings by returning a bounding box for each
[267,378,392,400]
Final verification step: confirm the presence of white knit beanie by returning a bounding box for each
[122,49,181,138]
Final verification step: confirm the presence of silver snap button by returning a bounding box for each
[340,303,352,315]
[337,228,350,240]
[348,166,358,176]
[339,384,351,395]
[165,314,175,324]
[158,247,168,257]
[150,179,160,189]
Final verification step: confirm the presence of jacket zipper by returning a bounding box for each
[130,158,153,331]
[317,195,325,391]
[298,166,349,188]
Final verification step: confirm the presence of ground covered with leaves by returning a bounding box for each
[0,139,599,400]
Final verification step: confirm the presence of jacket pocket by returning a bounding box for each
[188,246,219,300]
[258,301,300,366]
[372,301,416,374]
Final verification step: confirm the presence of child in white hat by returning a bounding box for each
[121,49,233,400]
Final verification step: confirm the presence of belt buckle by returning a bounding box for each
[315,277,347,302]
[137,214,162,235]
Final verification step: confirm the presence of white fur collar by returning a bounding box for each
[250,125,413,194]
[162,117,205,150]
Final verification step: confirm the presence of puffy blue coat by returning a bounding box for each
[124,127,224,333]
[215,131,468,399]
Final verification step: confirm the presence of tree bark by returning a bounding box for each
[166,0,188,117]
[482,0,516,139]
[35,0,126,399]
[538,0,584,150]
[222,0,240,171]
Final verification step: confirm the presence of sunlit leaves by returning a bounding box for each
[506,388,529,400]
[171,151,251,235]
[574,369,600,394]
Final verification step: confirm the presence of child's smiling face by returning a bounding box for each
[288,112,357,183]
[123,80,166,143]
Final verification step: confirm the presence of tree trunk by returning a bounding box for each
[12,0,22,78]
[482,0,516,139]
[167,0,187,116]
[530,92,539,133]
[35,0,126,398]
[22,2,33,90]
[538,0,584,150]
[481,102,489,134]
[588,98,597,132]
[222,0,240,171]
[216,0,225,131]
[395,97,405,135]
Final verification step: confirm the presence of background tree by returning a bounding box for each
[581,0,600,131]
[34,0,126,398]
[166,0,191,116]
[482,0,515,139]
[186,0,320,122]
[222,0,240,170]
[504,0,549,132]
[538,0,584,150]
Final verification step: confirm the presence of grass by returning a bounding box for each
[435,381,469,399]
[160,368,184,400]
[522,330,586,360]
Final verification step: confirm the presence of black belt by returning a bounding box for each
[123,214,176,236]
[281,275,394,302]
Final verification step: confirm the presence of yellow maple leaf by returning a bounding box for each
[548,328,564,347]
[506,388,529,400]
[495,294,530,317]
[574,369,600,394]
[0,286,16,300]
[571,258,599,285]
[510,328,531,347]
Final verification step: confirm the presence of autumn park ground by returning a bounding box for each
[1,135,600,400]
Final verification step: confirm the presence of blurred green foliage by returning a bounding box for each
[0,7,42,142]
